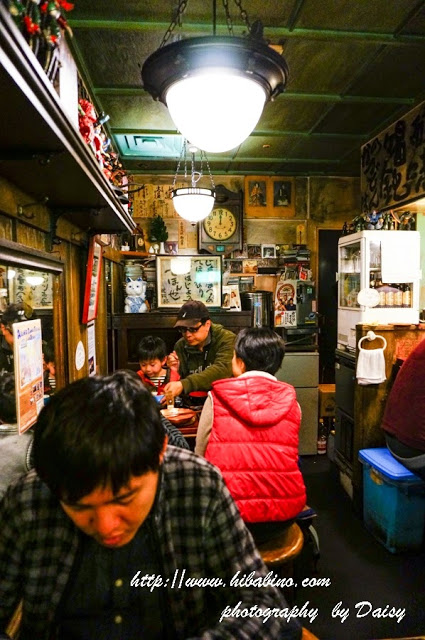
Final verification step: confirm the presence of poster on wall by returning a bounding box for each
[274,280,297,328]
[13,319,44,434]
[87,321,96,376]
[156,255,222,308]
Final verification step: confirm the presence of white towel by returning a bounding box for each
[356,347,386,385]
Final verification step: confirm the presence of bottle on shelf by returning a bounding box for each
[385,285,394,308]
[402,283,411,308]
[317,418,327,455]
[394,284,403,308]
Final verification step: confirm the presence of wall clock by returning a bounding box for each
[198,184,243,254]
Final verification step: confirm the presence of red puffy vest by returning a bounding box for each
[205,373,306,522]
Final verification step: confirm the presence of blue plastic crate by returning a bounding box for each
[358,448,425,553]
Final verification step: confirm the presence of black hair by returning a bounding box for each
[33,370,165,502]
[0,372,17,423]
[42,340,55,364]
[0,303,27,332]
[137,335,167,362]
[234,327,285,375]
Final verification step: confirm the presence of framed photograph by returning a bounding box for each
[244,176,267,215]
[82,237,103,324]
[245,176,296,218]
[271,177,295,217]
[243,259,258,274]
[156,255,222,308]
[247,244,261,259]
[261,244,276,259]
[228,259,243,274]
[222,284,241,311]
[164,241,178,255]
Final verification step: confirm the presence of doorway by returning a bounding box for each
[318,229,341,383]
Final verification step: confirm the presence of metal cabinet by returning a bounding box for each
[276,352,319,455]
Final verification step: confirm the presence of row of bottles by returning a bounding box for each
[369,273,411,308]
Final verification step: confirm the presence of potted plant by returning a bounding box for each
[148,215,168,253]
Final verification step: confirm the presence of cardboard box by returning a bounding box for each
[319,383,336,417]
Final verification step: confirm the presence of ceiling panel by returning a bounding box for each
[68,0,425,177]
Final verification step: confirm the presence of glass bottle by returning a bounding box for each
[385,286,394,308]
[394,284,403,308]
[317,418,327,455]
[403,284,411,308]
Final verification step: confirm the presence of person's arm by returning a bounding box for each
[199,473,302,639]
[180,330,236,394]
[160,415,190,450]
[194,394,213,456]
[0,489,25,633]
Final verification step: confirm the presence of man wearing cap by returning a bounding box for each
[164,300,236,399]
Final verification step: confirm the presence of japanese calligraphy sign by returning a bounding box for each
[156,255,222,308]
[361,100,425,212]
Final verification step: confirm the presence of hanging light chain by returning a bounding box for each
[202,151,216,190]
[232,0,251,31]
[161,0,252,46]
[160,0,189,48]
[222,0,235,36]
[172,139,188,189]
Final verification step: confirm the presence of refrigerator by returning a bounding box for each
[337,230,421,350]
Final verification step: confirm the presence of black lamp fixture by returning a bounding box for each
[141,0,289,154]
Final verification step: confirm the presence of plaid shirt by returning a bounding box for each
[0,447,301,640]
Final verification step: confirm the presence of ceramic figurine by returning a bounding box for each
[124,277,148,313]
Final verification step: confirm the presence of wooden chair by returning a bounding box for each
[302,628,320,639]
[257,521,304,603]
[257,521,304,568]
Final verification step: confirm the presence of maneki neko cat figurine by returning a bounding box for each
[124,277,148,313]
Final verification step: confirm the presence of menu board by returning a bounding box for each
[13,319,44,434]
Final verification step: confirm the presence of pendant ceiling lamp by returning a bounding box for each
[141,1,289,153]
[171,139,216,223]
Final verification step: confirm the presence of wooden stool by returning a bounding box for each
[257,522,304,603]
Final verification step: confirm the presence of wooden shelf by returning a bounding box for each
[120,251,150,258]
[0,6,135,233]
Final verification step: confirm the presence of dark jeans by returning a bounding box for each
[385,432,425,482]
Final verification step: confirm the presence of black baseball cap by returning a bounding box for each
[174,300,210,328]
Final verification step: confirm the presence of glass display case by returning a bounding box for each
[337,231,421,349]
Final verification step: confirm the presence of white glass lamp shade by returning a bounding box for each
[166,71,266,153]
[142,36,289,153]
[171,187,215,223]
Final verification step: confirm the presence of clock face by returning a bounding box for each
[203,208,237,241]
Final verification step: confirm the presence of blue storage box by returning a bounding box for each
[358,447,425,553]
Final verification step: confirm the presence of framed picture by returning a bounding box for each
[242,259,258,274]
[222,284,241,311]
[261,244,276,259]
[82,237,103,323]
[164,241,178,255]
[228,259,243,274]
[245,176,296,218]
[156,255,222,308]
[244,176,267,215]
[271,177,295,217]
[247,244,261,259]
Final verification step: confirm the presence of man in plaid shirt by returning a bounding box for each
[0,370,302,639]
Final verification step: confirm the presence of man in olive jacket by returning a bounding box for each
[164,300,236,399]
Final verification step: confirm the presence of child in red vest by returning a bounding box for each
[137,336,180,398]
[196,327,306,543]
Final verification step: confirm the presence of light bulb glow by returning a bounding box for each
[166,70,266,153]
[170,257,192,275]
[172,187,215,223]
[26,275,44,286]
